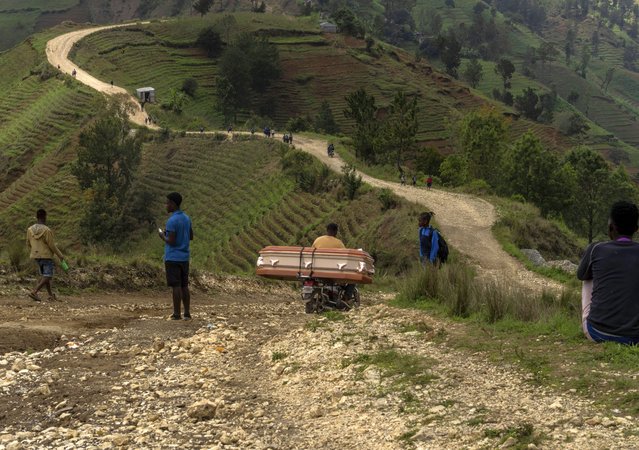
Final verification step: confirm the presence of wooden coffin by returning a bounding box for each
[256,246,375,284]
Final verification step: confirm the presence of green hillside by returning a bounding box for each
[69,13,571,155]
[409,0,639,172]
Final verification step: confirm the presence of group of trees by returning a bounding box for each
[215,33,281,122]
[420,4,509,77]
[343,88,418,170]
[72,99,153,246]
[442,108,637,241]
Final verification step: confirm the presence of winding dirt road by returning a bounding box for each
[46,24,557,291]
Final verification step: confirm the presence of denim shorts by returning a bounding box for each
[35,258,54,278]
[586,321,639,346]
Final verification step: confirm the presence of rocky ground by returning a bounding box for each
[1,278,638,450]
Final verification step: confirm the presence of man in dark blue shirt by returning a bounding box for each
[158,192,193,320]
[419,212,439,265]
[577,201,639,344]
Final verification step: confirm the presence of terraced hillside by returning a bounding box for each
[0,38,98,247]
[69,13,569,153]
[128,136,419,274]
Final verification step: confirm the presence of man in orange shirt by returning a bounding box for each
[312,223,345,249]
[312,223,357,301]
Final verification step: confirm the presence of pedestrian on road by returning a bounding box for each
[412,175,417,187]
[289,133,293,145]
[400,173,406,186]
[26,209,66,302]
[110,80,113,87]
[158,192,193,321]
[578,201,639,345]
[426,175,433,190]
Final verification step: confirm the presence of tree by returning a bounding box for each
[578,44,591,78]
[565,27,576,63]
[503,132,566,214]
[72,99,143,244]
[315,101,340,134]
[161,88,189,113]
[380,91,419,170]
[439,154,469,186]
[567,90,580,104]
[591,30,600,55]
[440,31,462,77]
[495,58,515,90]
[333,8,365,38]
[181,78,199,97]
[196,27,223,57]
[457,108,508,186]
[623,45,639,71]
[601,67,615,92]
[235,33,281,93]
[341,164,363,200]
[463,58,483,88]
[514,87,542,120]
[218,14,237,42]
[565,147,611,242]
[193,0,214,16]
[537,42,559,65]
[343,88,378,162]
[215,33,281,122]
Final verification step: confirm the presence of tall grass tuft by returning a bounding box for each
[398,261,580,325]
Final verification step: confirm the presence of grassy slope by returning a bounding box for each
[69,13,570,154]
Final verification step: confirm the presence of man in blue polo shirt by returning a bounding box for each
[158,192,193,321]
[577,201,639,345]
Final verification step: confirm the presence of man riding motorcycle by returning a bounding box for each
[311,223,357,304]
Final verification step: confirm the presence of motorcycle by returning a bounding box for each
[300,275,360,314]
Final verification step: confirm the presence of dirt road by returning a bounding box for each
[46,24,557,292]
[46,23,158,129]
[1,285,637,449]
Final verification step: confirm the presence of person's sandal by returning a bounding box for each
[47,294,57,302]
[28,292,42,302]
[183,315,192,321]
[169,315,181,320]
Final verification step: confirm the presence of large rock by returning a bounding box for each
[521,249,547,267]
[187,400,218,421]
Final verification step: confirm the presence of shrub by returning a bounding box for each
[286,116,312,132]
[378,188,398,211]
[8,240,27,272]
[341,164,363,200]
[281,149,332,193]
[196,27,223,57]
[181,78,199,97]
[439,154,468,186]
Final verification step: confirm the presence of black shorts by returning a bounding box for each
[165,261,189,287]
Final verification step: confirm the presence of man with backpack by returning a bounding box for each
[419,212,448,265]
